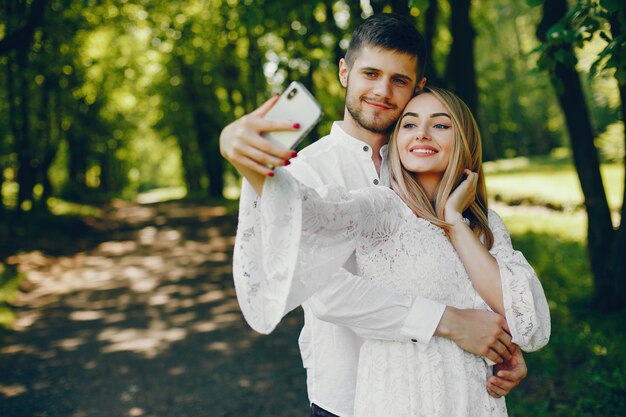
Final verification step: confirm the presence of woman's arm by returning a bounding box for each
[444,171,505,315]
[444,172,550,351]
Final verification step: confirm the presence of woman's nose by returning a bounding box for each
[414,125,429,140]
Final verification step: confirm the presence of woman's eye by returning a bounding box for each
[433,123,450,129]
[402,123,416,129]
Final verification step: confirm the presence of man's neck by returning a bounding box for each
[338,119,389,176]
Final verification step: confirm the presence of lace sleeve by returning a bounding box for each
[488,210,551,352]
[233,168,382,334]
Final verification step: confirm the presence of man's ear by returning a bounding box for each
[338,58,349,88]
[415,77,427,93]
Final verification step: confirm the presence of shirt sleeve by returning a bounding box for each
[488,210,551,352]
[288,157,445,344]
[307,269,445,344]
[233,168,381,334]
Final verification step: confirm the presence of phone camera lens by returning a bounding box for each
[287,88,298,100]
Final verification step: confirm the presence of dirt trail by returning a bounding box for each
[0,201,308,417]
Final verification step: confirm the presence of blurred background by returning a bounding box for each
[0,0,624,416]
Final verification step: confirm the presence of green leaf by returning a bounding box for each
[408,0,430,11]
[600,0,626,13]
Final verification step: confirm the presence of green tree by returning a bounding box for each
[534,0,626,310]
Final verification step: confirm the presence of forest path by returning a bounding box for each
[0,201,308,417]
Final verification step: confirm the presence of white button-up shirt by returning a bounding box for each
[236,122,446,417]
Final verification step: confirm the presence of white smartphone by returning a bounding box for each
[262,81,322,149]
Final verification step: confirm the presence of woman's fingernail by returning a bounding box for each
[284,160,290,166]
[268,171,275,177]
[293,123,300,129]
[291,151,298,157]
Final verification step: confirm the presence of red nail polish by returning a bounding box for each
[293,123,301,129]
[291,151,298,157]
[268,171,275,177]
[284,160,290,166]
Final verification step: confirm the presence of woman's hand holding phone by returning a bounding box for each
[219,94,300,178]
[220,81,321,181]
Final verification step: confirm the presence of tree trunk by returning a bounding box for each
[538,0,622,310]
[13,47,38,210]
[424,0,446,87]
[0,0,47,55]
[599,8,626,309]
[445,0,478,117]
[67,129,88,195]
[177,56,224,199]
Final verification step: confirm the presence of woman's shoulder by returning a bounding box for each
[487,208,506,228]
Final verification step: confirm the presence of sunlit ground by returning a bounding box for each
[0,201,308,417]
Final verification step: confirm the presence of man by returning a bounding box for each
[220,13,527,417]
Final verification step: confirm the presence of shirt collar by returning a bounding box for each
[331,122,388,159]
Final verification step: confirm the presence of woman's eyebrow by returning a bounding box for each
[400,112,418,120]
[430,112,451,119]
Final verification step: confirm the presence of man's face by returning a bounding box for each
[340,46,423,135]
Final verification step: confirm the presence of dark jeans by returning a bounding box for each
[310,403,340,417]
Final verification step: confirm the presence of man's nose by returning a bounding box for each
[372,78,392,98]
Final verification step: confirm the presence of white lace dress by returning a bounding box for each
[233,170,551,417]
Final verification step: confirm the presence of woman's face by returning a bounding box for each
[396,93,454,183]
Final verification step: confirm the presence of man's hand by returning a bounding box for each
[219,94,299,177]
[435,307,513,364]
[487,345,527,398]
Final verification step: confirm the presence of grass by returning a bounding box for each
[505,230,626,416]
[484,154,626,417]
[484,153,624,211]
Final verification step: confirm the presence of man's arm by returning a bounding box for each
[309,277,514,364]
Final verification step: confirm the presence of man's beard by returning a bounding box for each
[345,85,400,135]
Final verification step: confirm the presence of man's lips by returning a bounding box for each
[409,145,438,155]
[363,98,394,110]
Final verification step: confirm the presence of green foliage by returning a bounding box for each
[497,223,626,416]
[525,0,545,7]
[0,262,21,329]
[534,0,624,81]
[474,0,566,159]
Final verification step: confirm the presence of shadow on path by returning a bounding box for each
[0,201,308,417]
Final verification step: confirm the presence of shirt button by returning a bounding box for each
[411,339,418,343]
[363,145,369,152]
[373,179,379,185]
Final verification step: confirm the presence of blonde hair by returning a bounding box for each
[388,86,494,249]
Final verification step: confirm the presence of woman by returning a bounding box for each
[234,87,550,416]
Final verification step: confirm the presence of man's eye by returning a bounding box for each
[394,78,408,86]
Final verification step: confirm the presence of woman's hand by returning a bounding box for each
[219,94,299,177]
[219,95,300,194]
[444,169,478,223]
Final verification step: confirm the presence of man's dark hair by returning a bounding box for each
[345,13,427,79]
